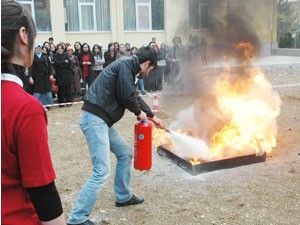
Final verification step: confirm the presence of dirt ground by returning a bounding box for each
[47,64,300,225]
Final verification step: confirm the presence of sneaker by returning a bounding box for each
[67,219,95,225]
[115,194,144,207]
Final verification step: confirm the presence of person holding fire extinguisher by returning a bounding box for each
[67,46,163,225]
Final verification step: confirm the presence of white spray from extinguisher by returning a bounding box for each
[152,93,160,114]
[150,96,213,162]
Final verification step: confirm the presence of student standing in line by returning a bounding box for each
[1,1,66,224]
[125,42,131,55]
[29,44,54,107]
[53,44,74,106]
[66,46,82,99]
[74,41,82,58]
[103,42,116,68]
[79,43,95,87]
[114,41,120,55]
[116,43,127,59]
[91,44,105,85]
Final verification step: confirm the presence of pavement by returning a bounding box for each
[255,55,300,65]
[209,55,300,68]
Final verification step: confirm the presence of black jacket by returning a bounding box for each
[53,53,74,86]
[29,54,52,93]
[82,56,154,127]
[103,50,116,68]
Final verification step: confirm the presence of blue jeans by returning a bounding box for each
[33,92,53,106]
[67,112,133,224]
[137,79,146,94]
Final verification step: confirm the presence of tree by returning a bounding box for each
[277,0,300,48]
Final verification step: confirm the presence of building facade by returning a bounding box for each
[18,0,277,54]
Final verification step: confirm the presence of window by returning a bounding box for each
[124,0,164,31]
[64,0,110,32]
[79,0,96,31]
[189,0,210,30]
[17,0,52,31]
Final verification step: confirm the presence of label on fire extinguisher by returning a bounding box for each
[138,134,144,140]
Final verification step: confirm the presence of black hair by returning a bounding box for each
[136,46,157,67]
[107,42,114,52]
[43,41,50,50]
[73,41,81,55]
[81,43,91,53]
[114,42,120,49]
[92,44,103,58]
[41,46,49,56]
[50,43,56,53]
[130,46,137,51]
[49,37,54,41]
[1,0,36,68]
[56,44,65,53]
[74,41,82,48]
[130,46,137,56]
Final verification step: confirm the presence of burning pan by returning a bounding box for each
[157,146,266,176]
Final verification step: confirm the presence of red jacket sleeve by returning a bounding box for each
[15,101,56,188]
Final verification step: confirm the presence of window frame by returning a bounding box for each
[18,0,35,18]
[189,0,210,31]
[78,0,97,31]
[64,0,111,32]
[18,0,52,33]
[135,0,152,31]
[124,0,164,32]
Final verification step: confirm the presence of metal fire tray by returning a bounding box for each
[157,146,266,175]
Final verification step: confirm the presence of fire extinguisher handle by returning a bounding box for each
[147,117,156,124]
[136,117,148,122]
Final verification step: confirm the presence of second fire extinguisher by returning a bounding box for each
[134,119,152,171]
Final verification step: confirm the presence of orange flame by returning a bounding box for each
[154,41,281,163]
[234,41,255,60]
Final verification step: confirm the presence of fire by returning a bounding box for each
[154,42,281,163]
[211,64,281,158]
[152,128,173,148]
[234,41,255,61]
[211,44,281,157]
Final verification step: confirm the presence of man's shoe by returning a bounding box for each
[115,194,144,207]
[67,219,95,225]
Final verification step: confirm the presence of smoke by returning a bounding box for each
[164,0,267,97]
[165,0,271,98]
[209,1,262,61]
[170,131,213,162]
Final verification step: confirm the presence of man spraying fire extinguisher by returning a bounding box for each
[67,46,164,225]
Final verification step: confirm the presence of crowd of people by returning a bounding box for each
[24,35,190,108]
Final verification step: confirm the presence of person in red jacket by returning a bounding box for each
[1,1,66,224]
[79,43,95,88]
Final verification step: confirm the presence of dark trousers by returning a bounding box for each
[154,66,164,91]
[144,67,164,91]
[87,70,102,87]
[58,85,73,104]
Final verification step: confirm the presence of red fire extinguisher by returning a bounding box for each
[134,119,152,171]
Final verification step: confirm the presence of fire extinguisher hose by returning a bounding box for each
[146,117,171,133]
